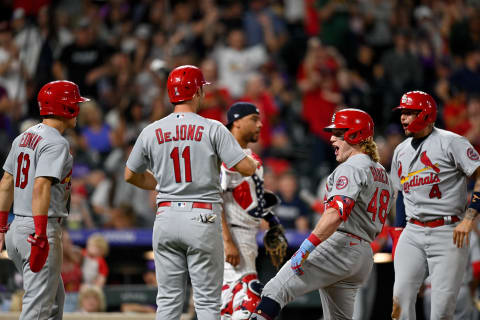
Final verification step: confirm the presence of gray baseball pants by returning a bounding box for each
[5,215,64,320]
[393,222,468,320]
[153,202,223,320]
[261,232,373,320]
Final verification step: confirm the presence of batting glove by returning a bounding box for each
[0,211,8,233]
[28,233,49,272]
[290,233,321,276]
[28,215,49,273]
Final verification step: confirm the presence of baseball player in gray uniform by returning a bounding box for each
[390,91,480,320]
[0,80,88,320]
[220,102,285,320]
[250,108,394,320]
[124,65,258,320]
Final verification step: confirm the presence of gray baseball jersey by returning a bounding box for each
[391,127,480,220]
[126,112,246,320]
[3,123,70,319]
[259,153,392,319]
[391,128,479,320]
[326,153,394,242]
[3,123,73,217]
[126,112,246,203]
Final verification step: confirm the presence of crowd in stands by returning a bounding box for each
[0,0,479,313]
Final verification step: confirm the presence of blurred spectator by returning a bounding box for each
[243,0,287,52]
[0,21,27,119]
[274,171,310,232]
[449,50,480,96]
[78,100,117,164]
[214,28,268,99]
[61,229,83,312]
[104,204,136,229]
[442,88,469,135]
[11,8,42,78]
[91,139,155,228]
[82,233,109,288]
[360,0,394,55]
[78,285,106,313]
[238,73,279,150]
[317,0,355,62]
[380,29,423,122]
[465,95,480,152]
[53,17,112,97]
[198,57,232,122]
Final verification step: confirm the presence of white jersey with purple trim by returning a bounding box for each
[126,112,246,203]
[221,148,263,230]
[3,123,73,217]
[326,153,394,242]
[391,127,480,220]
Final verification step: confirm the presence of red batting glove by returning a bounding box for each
[0,211,8,233]
[28,215,49,272]
[387,227,404,260]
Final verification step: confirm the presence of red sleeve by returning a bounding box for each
[325,195,355,222]
[97,257,109,277]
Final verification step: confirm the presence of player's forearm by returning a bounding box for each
[0,172,14,211]
[311,208,343,242]
[221,210,234,243]
[32,177,52,216]
[465,169,480,221]
[234,155,258,177]
[124,168,157,190]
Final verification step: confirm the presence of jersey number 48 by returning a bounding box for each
[367,188,390,224]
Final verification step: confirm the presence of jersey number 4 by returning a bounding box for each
[367,188,390,224]
[15,152,30,189]
[170,147,192,183]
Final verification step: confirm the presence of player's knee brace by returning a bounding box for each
[250,296,280,320]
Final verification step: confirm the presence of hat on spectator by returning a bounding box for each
[226,102,259,128]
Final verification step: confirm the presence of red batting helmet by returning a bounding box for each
[393,91,437,132]
[324,108,374,144]
[38,81,89,119]
[167,65,210,103]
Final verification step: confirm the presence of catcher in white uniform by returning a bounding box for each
[220,102,287,320]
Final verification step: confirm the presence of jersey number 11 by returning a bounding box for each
[170,146,192,183]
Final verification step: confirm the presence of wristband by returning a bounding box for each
[469,192,480,212]
[33,215,48,236]
[0,211,8,233]
[307,233,321,247]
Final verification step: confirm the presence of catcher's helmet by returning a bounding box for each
[324,108,374,144]
[38,80,89,119]
[393,91,437,132]
[167,65,210,103]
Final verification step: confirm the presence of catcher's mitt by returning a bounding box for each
[263,224,288,270]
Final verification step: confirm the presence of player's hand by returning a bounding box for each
[27,233,49,272]
[453,218,474,248]
[224,240,240,267]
